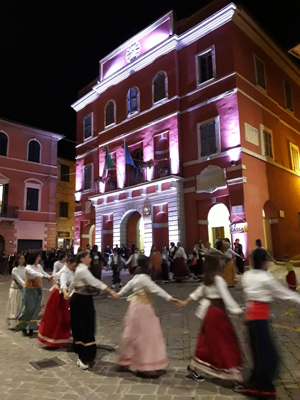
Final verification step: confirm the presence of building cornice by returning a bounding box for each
[71,3,236,112]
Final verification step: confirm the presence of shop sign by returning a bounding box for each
[232,205,243,214]
[57,231,70,238]
[230,222,248,234]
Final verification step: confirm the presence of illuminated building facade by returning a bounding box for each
[73,0,300,259]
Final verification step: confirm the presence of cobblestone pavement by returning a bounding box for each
[0,266,299,400]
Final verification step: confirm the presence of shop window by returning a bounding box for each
[254,55,266,90]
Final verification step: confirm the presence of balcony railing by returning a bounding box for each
[0,205,18,219]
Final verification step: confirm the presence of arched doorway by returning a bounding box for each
[120,210,144,252]
[0,235,4,256]
[262,200,279,258]
[208,203,230,246]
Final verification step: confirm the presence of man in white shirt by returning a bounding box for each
[108,249,126,289]
[53,254,67,276]
[126,248,139,274]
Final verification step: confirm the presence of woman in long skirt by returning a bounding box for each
[7,254,26,329]
[240,248,300,399]
[173,244,190,281]
[68,251,118,370]
[16,253,52,336]
[222,243,242,287]
[38,256,76,348]
[116,255,178,377]
[150,245,162,281]
[176,256,243,388]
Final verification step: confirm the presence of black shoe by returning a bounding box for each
[187,365,205,382]
[119,284,122,288]
[232,382,245,392]
[22,329,27,336]
[28,329,34,336]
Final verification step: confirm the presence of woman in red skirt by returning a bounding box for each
[38,256,76,348]
[176,255,243,389]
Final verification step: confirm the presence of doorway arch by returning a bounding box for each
[207,203,230,246]
[120,210,144,252]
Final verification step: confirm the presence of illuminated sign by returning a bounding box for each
[230,223,248,234]
[100,12,173,80]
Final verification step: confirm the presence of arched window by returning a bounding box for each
[127,87,139,116]
[0,132,8,157]
[105,101,115,127]
[28,140,41,163]
[153,72,166,103]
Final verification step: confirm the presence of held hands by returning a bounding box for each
[63,293,70,301]
[46,276,53,281]
[171,298,188,307]
[110,291,119,299]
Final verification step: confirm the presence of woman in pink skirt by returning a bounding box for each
[116,255,178,378]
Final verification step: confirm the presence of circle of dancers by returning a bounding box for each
[6,241,300,400]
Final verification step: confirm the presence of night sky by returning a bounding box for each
[1,0,299,160]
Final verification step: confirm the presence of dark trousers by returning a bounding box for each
[112,265,121,284]
[194,258,203,276]
[162,262,169,281]
[246,320,278,398]
[236,258,244,274]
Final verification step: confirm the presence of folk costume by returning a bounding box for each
[242,269,300,399]
[7,266,26,329]
[173,247,190,281]
[16,264,50,332]
[189,275,243,381]
[69,263,108,363]
[109,254,126,287]
[150,250,162,281]
[126,253,139,275]
[90,250,105,280]
[117,273,172,372]
[223,247,240,286]
[38,265,74,347]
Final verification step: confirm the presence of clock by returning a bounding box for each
[143,206,150,216]
[126,41,141,63]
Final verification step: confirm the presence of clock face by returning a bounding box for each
[143,206,150,216]
[126,41,141,63]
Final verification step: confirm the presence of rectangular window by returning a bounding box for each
[83,114,92,140]
[83,165,92,191]
[197,50,214,85]
[26,188,39,211]
[263,130,273,158]
[200,121,217,157]
[60,164,70,182]
[284,82,293,112]
[59,201,69,218]
[254,55,266,90]
[290,143,300,172]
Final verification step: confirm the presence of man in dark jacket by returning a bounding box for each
[90,245,106,280]
[234,238,244,275]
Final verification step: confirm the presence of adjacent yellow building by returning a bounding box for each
[56,158,75,252]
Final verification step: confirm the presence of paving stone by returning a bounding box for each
[129,384,158,394]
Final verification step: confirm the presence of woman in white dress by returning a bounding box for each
[7,254,26,329]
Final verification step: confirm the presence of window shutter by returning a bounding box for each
[285,82,293,112]
[154,73,166,103]
[84,115,92,139]
[84,165,92,191]
[60,164,70,182]
[106,102,115,126]
[28,141,41,163]
[3,184,9,213]
[198,51,213,84]
[200,121,216,157]
[256,58,266,89]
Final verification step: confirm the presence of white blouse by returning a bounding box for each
[25,264,50,280]
[126,254,139,267]
[11,266,26,287]
[55,265,74,290]
[53,261,65,275]
[69,263,107,294]
[118,273,172,301]
[189,275,242,319]
[242,269,300,304]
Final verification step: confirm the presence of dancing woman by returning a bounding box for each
[173,243,190,282]
[222,242,242,287]
[69,251,118,370]
[7,254,26,329]
[38,256,77,347]
[16,253,52,336]
[240,248,300,399]
[176,256,243,388]
[116,255,178,378]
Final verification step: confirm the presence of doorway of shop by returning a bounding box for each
[120,210,144,254]
[208,203,230,246]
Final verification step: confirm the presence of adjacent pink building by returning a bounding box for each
[72,0,300,259]
[0,119,63,255]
